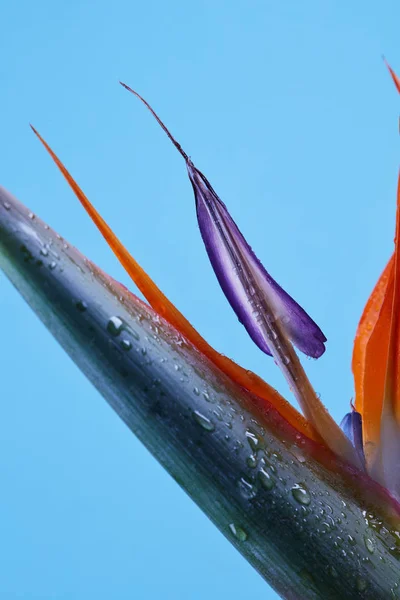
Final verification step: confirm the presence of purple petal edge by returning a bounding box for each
[340,410,365,466]
[187,161,327,359]
[119,84,326,359]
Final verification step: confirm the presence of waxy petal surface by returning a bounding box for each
[188,163,327,358]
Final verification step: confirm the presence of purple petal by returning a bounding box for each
[187,163,326,358]
[340,410,365,466]
[121,83,326,358]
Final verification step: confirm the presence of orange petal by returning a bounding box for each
[383,173,400,421]
[384,58,400,94]
[352,61,400,467]
[31,125,317,441]
[352,257,394,462]
[376,173,400,493]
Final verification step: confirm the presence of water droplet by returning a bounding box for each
[269,464,277,475]
[258,468,275,490]
[364,535,375,554]
[44,224,49,230]
[40,247,49,257]
[291,484,311,506]
[347,535,357,546]
[49,261,57,270]
[392,529,400,540]
[320,520,333,534]
[245,429,265,452]
[213,408,224,421]
[107,316,123,336]
[141,347,147,356]
[3,201,10,210]
[388,545,400,561]
[246,455,257,468]
[193,387,200,396]
[120,339,132,351]
[238,477,257,499]
[334,536,344,548]
[75,300,87,312]
[192,411,215,432]
[229,523,248,542]
[28,212,35,219]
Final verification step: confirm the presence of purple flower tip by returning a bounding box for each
[186,160,326,359]
[123,84,327,359]
[340,409,365,467]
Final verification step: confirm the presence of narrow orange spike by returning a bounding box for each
[352,258,394,462]
[377,173,400,493]
[383,173,400,421]
[31,125,317,441]
[381,61,400,422]
[352,61,400,467]
[384,58,400,94]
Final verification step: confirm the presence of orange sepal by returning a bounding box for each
[31,125,317,441]
[383,173,400,423]
[384,58,400,94]
[352,258,394,459]
[352,174,400,465]
[352,61,400,462]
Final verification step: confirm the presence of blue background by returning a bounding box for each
[0,2,399,598]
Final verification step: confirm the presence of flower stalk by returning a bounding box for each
[1,186,400,599]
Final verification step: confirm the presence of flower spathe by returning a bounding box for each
[30,61,400,498]
[119,84,327,360]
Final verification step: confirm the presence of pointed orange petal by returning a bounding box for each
[352,62,400,466]
[384,59,400,94]
[352,258,394,461]
[31,125,317,441]
[353,257,393,410]
[376,173,400,494]
[383,173,400,422]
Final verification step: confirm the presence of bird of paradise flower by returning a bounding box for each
[1,59,400,599]
[27,62,400,507]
